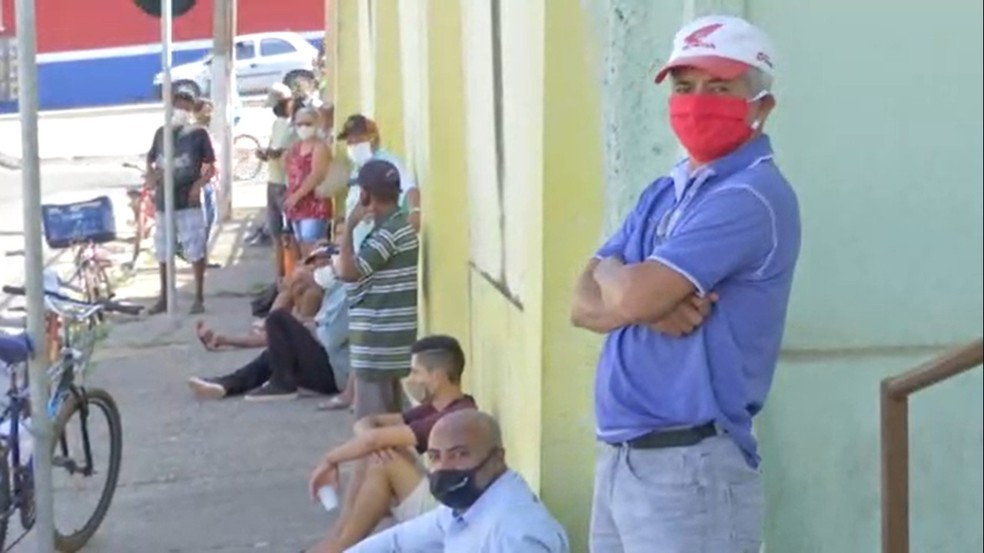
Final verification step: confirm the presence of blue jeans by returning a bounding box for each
[590,435,763,553]
[291,218,328,244]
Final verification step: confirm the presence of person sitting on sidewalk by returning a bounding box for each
[346,410,571,553]
[304,336,476,553]
[187,253,346,401]
[194,252,328,350]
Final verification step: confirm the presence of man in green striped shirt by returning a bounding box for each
[335,159,419,417]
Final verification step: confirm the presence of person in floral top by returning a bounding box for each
[284,106,332,257]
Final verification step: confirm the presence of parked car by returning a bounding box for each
[153,31,318,98]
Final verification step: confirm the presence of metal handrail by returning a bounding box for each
[881,338,984,553]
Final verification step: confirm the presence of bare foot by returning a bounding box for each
[195,320,218,351]
[187,377,227,400]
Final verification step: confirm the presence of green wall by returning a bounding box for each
[593,0,984,550]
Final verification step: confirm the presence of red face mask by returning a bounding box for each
[669,94,755,164]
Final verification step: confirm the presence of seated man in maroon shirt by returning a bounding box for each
[305,335,476,553]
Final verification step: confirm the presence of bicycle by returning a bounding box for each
[232,132,263,182]
[122,163,196,268]
[39,197,118,305]
[0,285,140,551]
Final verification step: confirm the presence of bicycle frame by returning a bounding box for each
[1,297,104,517]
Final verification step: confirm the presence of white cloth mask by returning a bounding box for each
[346,142,373,166]
[296,126,316,140]
[312,264,337,289]
[171,109,191,127]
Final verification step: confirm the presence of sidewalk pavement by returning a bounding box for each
[9,182,352,552]
[0,102,272,169]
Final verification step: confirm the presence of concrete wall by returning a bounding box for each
[589,0,984,551]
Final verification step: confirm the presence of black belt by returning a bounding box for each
[618,422,717,450]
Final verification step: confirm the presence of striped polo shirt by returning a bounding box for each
[349,209,419,378]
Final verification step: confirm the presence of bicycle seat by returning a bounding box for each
[0,332,32,364]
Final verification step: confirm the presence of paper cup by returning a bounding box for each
[318,485,339,512]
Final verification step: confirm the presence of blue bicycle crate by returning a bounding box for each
[41,196,117,249]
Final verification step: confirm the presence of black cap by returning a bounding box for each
[337,114,377,140]
[357,159,401,194]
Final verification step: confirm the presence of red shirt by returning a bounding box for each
[286,141,331,221]
[402,395,478,454]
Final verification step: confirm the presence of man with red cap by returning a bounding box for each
[571,15,801,552]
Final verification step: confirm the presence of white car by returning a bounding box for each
[153,31,319,98]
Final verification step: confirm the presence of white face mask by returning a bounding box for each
[312,264,337,289]
[171,108,191,126]
[346,142,374,166]
[296,125,316,140]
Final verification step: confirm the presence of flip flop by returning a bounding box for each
[316,395,350,411]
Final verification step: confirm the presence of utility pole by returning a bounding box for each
[161,0,177,315]
[14,0,55,549]
[211,0,235,221]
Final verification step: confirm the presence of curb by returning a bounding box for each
[0,153,148,171]
[0,152,19,170]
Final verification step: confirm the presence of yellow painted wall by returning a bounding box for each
[332,0,361,129]
[455,0,546,490]
[330,1,604,550]
[420,1,471,369]
[370,0,405,158]
[539,4,606,551]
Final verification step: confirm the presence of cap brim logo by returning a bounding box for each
[682,23,723,51]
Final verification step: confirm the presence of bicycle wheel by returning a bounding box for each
[232,134,263,181]
[51,388,123,552]
[0,445,10,552]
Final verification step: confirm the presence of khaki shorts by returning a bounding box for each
[391,475,438,523]
[353,372,405,418]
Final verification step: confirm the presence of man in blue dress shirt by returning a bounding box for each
[346,410,569,553]
[571,14,801,553]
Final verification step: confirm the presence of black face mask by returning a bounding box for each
[272,101,289,118]
[428,449,499,511]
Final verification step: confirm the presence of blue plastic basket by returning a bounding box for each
[41,196,117,249]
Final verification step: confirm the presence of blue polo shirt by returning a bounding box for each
[594,135,800,467]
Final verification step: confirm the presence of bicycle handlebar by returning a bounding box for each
[1,285,143,316]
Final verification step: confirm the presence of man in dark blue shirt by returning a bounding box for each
[146,91,216,314]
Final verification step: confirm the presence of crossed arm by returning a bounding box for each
[571,256,710,336]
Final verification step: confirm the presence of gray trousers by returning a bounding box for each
[590,435,763,553]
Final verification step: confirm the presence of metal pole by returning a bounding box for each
[881,388,909,553]
[222,0,235,221]
[14,0,55,549]
[210,0,233,221]
[161,0,177,315]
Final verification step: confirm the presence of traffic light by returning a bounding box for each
[132,0,197,17]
